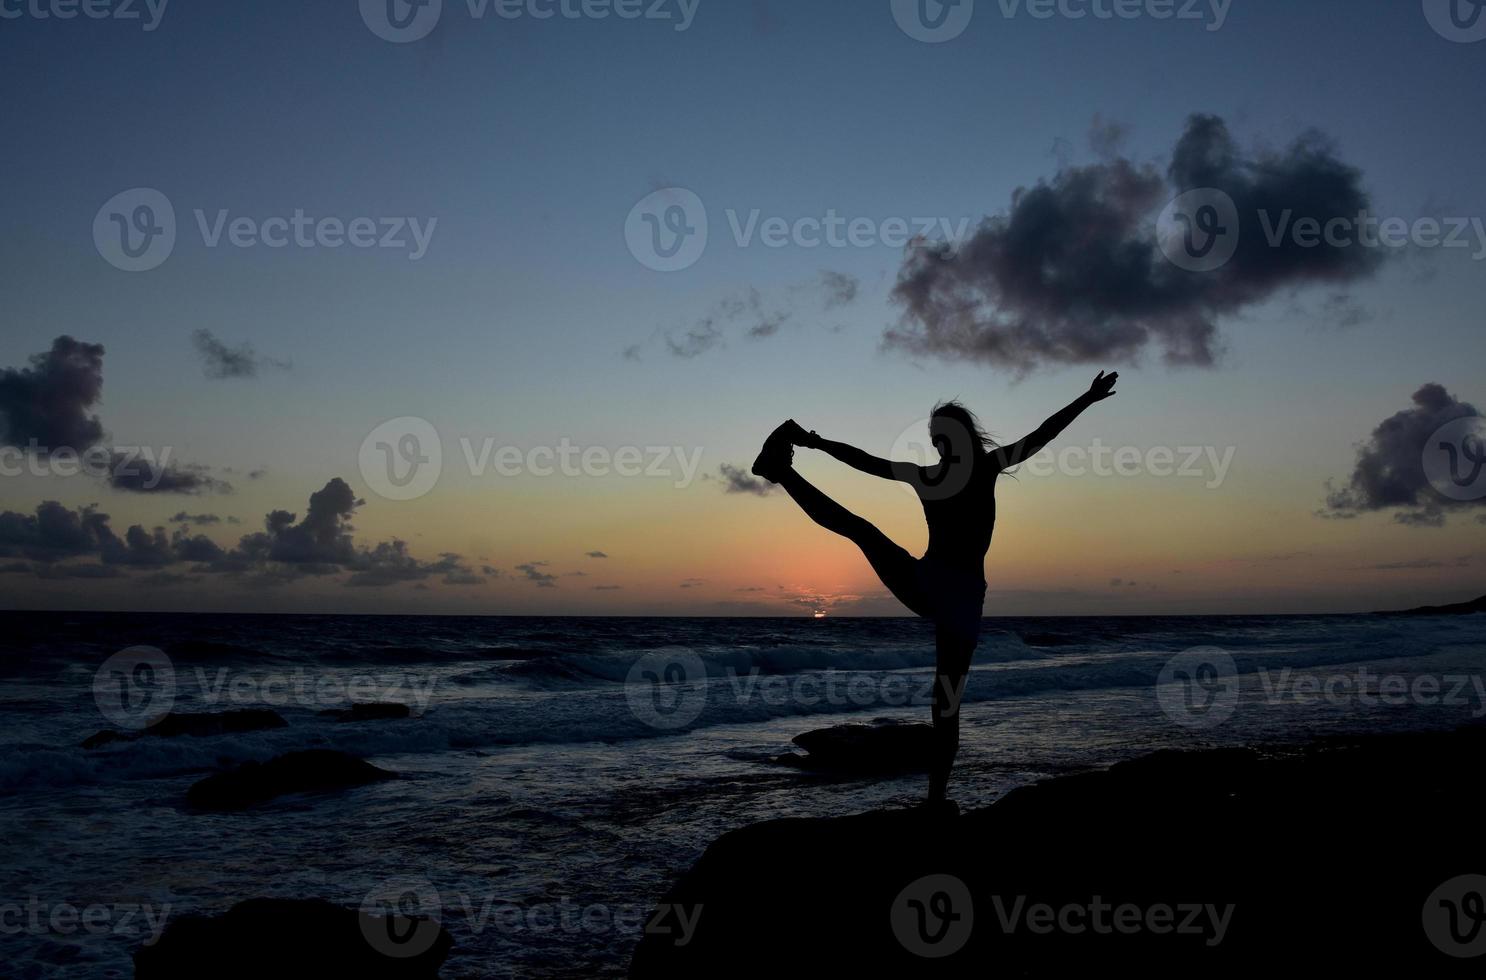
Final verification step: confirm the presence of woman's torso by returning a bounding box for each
[916,456,998,579]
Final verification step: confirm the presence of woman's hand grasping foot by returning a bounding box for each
[1088,371,1119,402]
[778,420,816,447]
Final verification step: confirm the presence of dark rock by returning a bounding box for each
[1376,594,1486,616]
[134,897,452,978]
[319,702,414,723]
[82,708,288,749]
[634,725,1486,976]
[774,718,934,774]
[187,750,396,810]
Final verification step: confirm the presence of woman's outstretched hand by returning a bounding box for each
[1088,371,1119,402]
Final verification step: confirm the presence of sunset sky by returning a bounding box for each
[3,0,1484,615]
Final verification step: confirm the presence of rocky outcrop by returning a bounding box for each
[186,750,396,810]
[773,718,934,773]
[633,725,1486,976]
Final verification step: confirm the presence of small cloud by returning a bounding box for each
[192,329,290,380]
[170,512,222,526]
[586,550,609,559]
[818,270,860,309]
[109,455,234,496]
[718,463,777,497]
[516,562,558,588]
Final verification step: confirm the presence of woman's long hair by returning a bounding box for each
[931,399,996,454]
[931,400,1016,478]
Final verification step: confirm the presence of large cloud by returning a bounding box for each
[0,336,106,453]
[1322,383,1481,527]
[886,115,1382,374]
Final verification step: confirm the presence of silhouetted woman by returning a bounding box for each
[751,372,1119,807]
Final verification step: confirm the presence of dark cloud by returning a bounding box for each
[1368,557,1470,570]
[1087,113,1130,160]
[516,562,558,588]
[342,543,483,588]
[1323,383,1480,527]
[0,500,209,572]
[717,463,777,497]
[171,512,222,526]
[887,114,1382,374]
[586,550,609,559]
[254,478,361,565]
[109,454,234,495]
[192,329,290,380]
[0,336,106,453]
[665,321,724,359]
[654,275,853,358]
[2,478,488,590]
[818,270,860,310]
[0,501,112,562]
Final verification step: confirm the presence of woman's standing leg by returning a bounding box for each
[928,624,976,804]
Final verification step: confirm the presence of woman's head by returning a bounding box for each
[929,400,992,462]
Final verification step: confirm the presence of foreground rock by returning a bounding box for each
[187,750,396,810]
[633,725,1486,976]
[318,702,414,723]
[774,718,934,773]
[82,708,287,749]
[134,897,453,978]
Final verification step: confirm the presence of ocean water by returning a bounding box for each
[1,610,1484,977]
